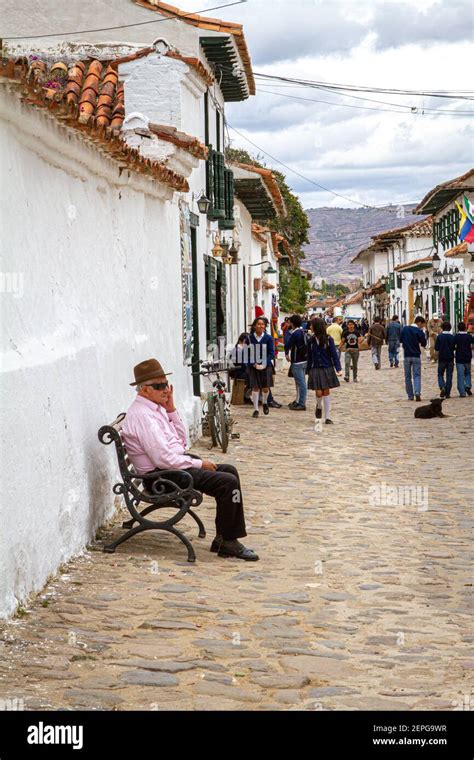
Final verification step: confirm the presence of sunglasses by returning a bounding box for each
[145,382,169,391]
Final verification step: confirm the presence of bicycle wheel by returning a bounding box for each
[209,394,229,453]
[206,396,218,447]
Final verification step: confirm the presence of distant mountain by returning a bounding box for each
[302,205,419,283]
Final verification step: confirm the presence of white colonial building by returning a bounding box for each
[0,1,288,618]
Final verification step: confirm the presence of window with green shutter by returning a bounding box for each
[205,255,218,347]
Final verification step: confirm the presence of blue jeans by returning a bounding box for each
[456,362,471,396]
[438,360,454,396]
[388,341,400,365]
[292,361,307,407]
[404,356,421,399]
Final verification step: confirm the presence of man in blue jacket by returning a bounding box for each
[386,315,403,368]
[400,315,427,401]
[454,321,474,397]
[435,321,456,399]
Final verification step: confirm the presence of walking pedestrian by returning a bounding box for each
[454,321,474,397]
[341,319,362,382]
[327,316,344,362]
[386,315,402,368]
[427,314,442,362]
[400,315,427,401]
[245,317,275,418]
[286,314,308,411]
[435,321,456,399]
[307,317,342,424]
[367,317,386,370]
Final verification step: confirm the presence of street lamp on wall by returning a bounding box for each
[196,192,211,214]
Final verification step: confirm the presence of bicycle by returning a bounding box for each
[190,360,239,453]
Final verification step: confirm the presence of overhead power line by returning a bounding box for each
[257,87,473,117]
[253,72,474,101]
[228,122,425,213]
[2,1,247,40]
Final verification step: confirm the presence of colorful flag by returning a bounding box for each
[455,200,474,243]
[464,195,474,223]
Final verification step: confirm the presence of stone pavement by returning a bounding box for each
[1,350,472,711]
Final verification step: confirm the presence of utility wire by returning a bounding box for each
[228,122,426,213]
[2,1,247,40]
[253,72,474,101]
[257,87,473,117]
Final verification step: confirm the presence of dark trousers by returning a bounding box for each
[438,360,454,396]
[146,464,246,542]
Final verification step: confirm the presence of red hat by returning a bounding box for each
[255,306,265,318]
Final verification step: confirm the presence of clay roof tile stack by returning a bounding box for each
[0,55,188,192]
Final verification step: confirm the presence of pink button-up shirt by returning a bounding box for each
[121,395,202,474]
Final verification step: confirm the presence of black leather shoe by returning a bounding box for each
[415,395,422,402]
[217,540,259,561]
[252,410,259,418]
[325,418,334,424]
[263,404,269,415]
[210,535,223,553]
[268,401,282,408]
[288,401,298,408]
[291,404,306,411]
[440,389,446,398]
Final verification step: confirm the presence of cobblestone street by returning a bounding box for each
[1,351,472,712]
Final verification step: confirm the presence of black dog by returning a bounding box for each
[414,397,446,419]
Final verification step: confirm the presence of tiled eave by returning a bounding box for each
[394,256,433,273]
[415,168,474,215]
[134,0,255,97]
[444,242,469,258]
[0,57,189,192]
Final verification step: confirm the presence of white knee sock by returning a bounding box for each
[316,397,323,409]
[252,391,260,411]
[262,391,269,404]
[323,395,331,419]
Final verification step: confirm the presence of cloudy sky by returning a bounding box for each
[185,0,473,209]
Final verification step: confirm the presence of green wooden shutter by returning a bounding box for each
[220,262,227,339]
[205,256,218,346]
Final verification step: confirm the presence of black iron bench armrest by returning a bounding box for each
[134,468,195,498]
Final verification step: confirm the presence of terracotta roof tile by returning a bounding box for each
[415,168,474,214]
[0,56,188,192]
[394,255,433,272]
[149,122,208,160]
[374,216,433,241]
[110,45,214,86]
[234,162,286,217]
[134,0,255,95]
[444,241,469,258]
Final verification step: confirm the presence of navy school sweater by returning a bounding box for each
[435,331,456,363]
[400,325,427,357]
[306,335,342,373]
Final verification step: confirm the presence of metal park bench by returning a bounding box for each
[98,413,205,562]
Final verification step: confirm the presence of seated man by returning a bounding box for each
[121,358,258,561]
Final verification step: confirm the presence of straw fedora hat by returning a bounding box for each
[130,358,172,386]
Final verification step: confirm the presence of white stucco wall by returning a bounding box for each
[0,89,202,619]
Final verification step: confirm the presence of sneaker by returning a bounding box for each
[440,389,446,398]
[325,419,334,425]
[315,407,322,419]
[344,377,349,383]
[263,404,269,415]
[288,401,299,409]
[252,410,259,418]
[291,404,306,411]
[353,378,358,383]
[415,395,421,402]
[408,397,414,401]
[374,364,380,370]
[466,388,472,396]
[395,363,399,368]
[390,363,394,368]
